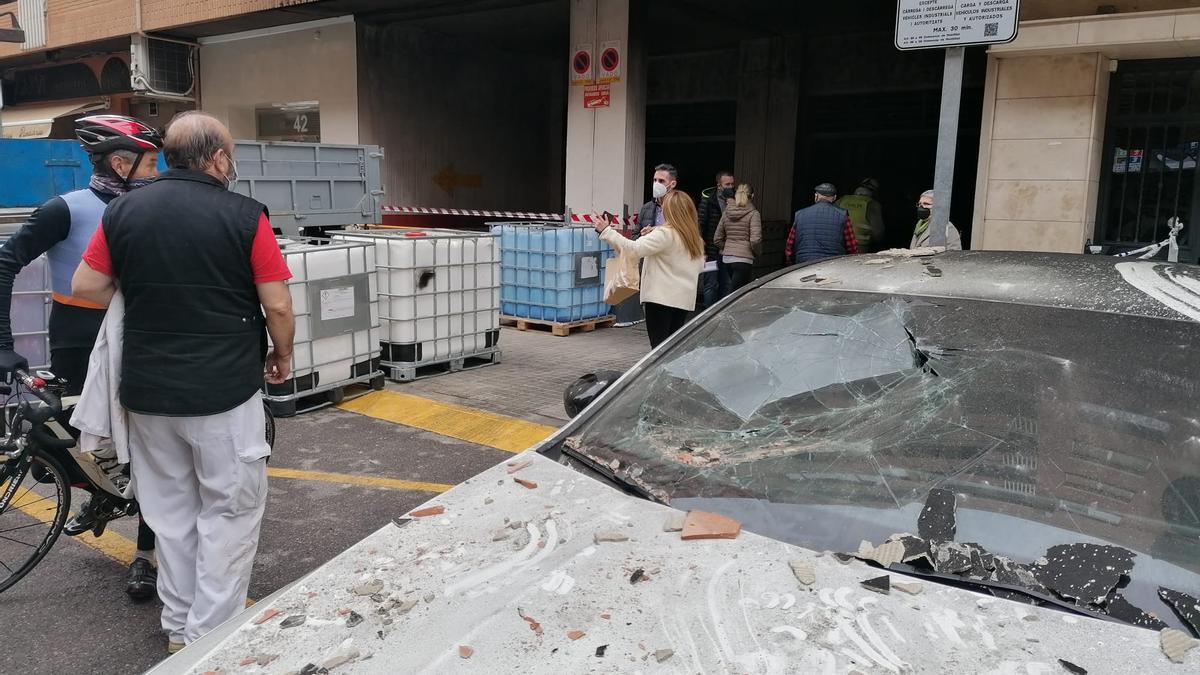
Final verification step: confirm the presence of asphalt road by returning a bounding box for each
[0,404,513,675]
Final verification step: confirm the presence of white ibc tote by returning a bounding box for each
[334,229,500,378]
[265,237,383,416]
[6,244,50,371]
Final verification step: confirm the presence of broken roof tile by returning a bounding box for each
[1032,544,1136,608]
[1158,588,1200,636]
[459,645,475,659]
[409,506,445,518]
[506,460,533,474]
[252,608,281,625]
[681,510,741,540]
[655,649,675,663]
[917,488,957,541]
[568,630,586,640]
[594,531,629,544]
[1160,628,1199,664]
[662,513,686,532]
[514,477,538,489]
[893,580,924,595]
[789,560,816,586]
[279,615,306,629]
[1106,595,1169,631]
[861,575,891,595]
[1058,658,1087,674]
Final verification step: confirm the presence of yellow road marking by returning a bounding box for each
[9,490,134,564]
[337,391,556,453]
[266,467,451,493]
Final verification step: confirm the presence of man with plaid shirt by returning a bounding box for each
[786,182,859,265]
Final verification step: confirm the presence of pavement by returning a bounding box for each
[0,322,649,675]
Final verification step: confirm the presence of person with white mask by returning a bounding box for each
[71,111,295,653]
[637,163,680,239]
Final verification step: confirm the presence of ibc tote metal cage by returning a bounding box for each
[263,236,384,416]
[331,229,502,382]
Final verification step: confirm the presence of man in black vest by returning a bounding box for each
[786,182,859,265]
[71,111,295,652]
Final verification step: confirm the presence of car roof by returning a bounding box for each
[765,250,1200,322]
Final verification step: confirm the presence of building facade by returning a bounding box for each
[1,0,1198,261]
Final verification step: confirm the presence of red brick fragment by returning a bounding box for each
[240,657,258,666]
[514,477,538,489]
[252,608,281,625]
[306,592,318,598]
[681,510,742,540]
[522,615,544,635]
[459,645,475,659]
[675,453,693,464]
[410,505,445,517]
[506,460,533,474]
[568,630,586,640]
[338,608,352,616]
[600,613,611,620]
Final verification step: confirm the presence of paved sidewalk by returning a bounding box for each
[398,323,650,426]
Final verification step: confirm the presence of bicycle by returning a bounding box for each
[0,369,275,593]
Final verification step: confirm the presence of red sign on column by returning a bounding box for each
[583,84,611,108]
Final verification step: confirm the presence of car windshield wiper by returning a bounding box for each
[556,439,664,504]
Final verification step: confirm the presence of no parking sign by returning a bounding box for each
[570,44,593,86]
[598,40,621,84]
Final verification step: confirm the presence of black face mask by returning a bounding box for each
[721,187,736,199]
[916,207,932,220]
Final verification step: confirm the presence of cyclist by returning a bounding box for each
[0,114,163,600]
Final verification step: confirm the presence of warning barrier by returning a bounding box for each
[380,205,639,226]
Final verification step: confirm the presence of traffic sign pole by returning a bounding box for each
[931,46,964,248]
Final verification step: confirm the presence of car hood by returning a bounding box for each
[151,453,1193,674]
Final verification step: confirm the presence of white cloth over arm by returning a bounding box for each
[69,290,128,463]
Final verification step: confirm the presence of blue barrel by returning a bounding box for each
[491,222,616,323]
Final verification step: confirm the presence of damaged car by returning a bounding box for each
[155,251,1200,674]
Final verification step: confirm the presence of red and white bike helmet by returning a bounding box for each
[74,114,164,155]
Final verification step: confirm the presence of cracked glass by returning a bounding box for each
[568,287,1200,626]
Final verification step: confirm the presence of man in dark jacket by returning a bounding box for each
[637,163,679,234]
[0,114,164,599]
[786,183,859,264]
[695,170,735,310]
[72,111,295,652]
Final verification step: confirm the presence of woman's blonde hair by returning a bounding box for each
[734,183,753,208]
[661,190,704,259]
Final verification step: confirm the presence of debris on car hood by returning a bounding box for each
[153,454,1196,674]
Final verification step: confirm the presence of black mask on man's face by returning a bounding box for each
[916,206,932,220]
[721,187,736,200]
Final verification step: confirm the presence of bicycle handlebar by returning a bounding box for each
[14,369,61,415]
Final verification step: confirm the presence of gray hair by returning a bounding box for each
[921,189,936,200]
[165,111,229,171]
[654,163,678,182]
[93,149,138,177]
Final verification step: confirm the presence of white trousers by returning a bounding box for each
[127,392,271,644]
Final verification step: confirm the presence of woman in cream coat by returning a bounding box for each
[594,190,705,347]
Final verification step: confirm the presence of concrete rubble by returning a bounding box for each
[157,452,1198,674]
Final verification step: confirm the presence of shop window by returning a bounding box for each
[256,102,321,143]
[1099,59,1200,260]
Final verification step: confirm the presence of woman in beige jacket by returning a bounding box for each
[594,190,705,348]
[714,183,762,297]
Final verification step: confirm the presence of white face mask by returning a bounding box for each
[652,182,668,200]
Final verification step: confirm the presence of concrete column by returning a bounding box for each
[564,0,646,219]
[733,37,799,223]
[972,52,1109,252]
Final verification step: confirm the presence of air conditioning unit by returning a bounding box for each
[130,34,196,99]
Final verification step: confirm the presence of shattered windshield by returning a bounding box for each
[567,287,1200,632]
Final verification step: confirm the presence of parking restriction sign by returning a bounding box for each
[895,0,1020,50]
[571,44,593,86]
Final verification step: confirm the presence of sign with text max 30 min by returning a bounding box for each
[895,0,1020,50]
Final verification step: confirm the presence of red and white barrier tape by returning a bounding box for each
[381,205,638,226]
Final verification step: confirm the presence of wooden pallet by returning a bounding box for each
[384,349,502,382]
[500,315,616,337]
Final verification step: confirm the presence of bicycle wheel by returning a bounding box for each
[0,448,71,593]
